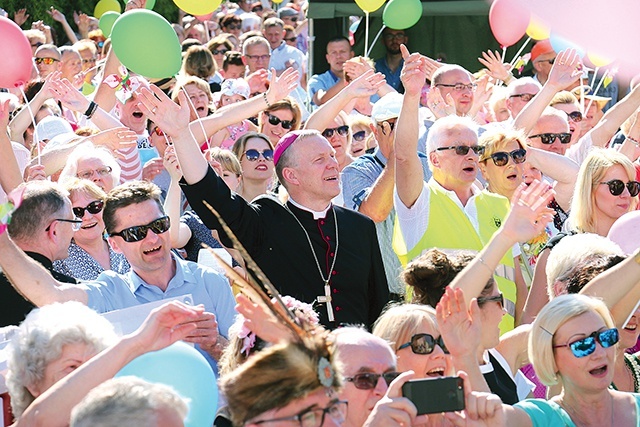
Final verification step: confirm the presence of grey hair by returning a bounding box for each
[70,377,188,427]
[506,77,541,97]
[242,36,271,56]
[59,143,121,190]
[7,181,69,242]
[425,115,479,155]
[6,302,116,417]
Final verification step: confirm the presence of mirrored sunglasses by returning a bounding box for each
[600,179,640,197]
[152,127,165,136]
[267,113,294,129]
[344,372,401,390]
[553,328,619,358]
[567,111,583,122]
[243,148,274,162]
[35,57,59,65]
[322,125,349,138]
[398,333,449,355]
[109,216,171,243]
[72,200,104,218]
[483,148,527,167]
[529,132,572,144]
[352,130,367,142]
[435,145,484,156]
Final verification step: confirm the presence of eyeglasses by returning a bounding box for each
[252,5,263,11]
[536,57,555,65]
[509,93,536,102]
[599,179,640,197]
[344,372,401,390]
[77,166,113,180]
[353,130,367,142]
[243,148,274,162]
[322,125,349,139]
[398,333,449,355]
[435,83,477,92]
[72,200,104,218]
[566,111,583,122]
[553,328,619,358]
[477,293,504,309]
[46,217,83,232]
[266,113,294,129]
[246,54,270,62]
[109,216,171,243]
[482,148,527,167]
[528,133,572,145]
[34,57,59,65]
[383,33,406,41]
[225,23,242,30]
[253,400,348,427]
[212,49,228,55]
[285,37,298,42]
[435,145,485,156]
[152,127,164,136]
[82,58,97,64]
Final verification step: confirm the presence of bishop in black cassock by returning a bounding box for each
[181,166,389,328]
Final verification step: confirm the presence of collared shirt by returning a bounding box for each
[288,197,331,220]
[308,70,340,107]
[269,41,305,77]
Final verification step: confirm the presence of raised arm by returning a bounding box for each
[525,146,579,211]
[162,145,193,249]
[9,72,60,145]
[48,7,79,45]
[395,45,429,208]
[513,49,582,135]
[588,83,640,148]
[0,100,23,194]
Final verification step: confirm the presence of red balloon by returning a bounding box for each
[195,12,214,21]
[489,0,529,47]
[0,16,33,88]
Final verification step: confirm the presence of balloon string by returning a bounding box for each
[366,24,386,58]
[585,69,608,115]
[579,75,585,114]
[364,12,369,59]
[18,86,41,166]
[590,66,599,90]
[181,85,209,150]
[204,21,210,43]
[501,46,507,64]
[508,36,531,68]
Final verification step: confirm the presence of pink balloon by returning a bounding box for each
[0,16,33,88]
[489,0,530,47]
[607,210,640,255]
[195,12,214,21]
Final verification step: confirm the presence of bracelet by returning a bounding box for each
[262,92,271,108]
[477,256,494,274]
[83,101,98,118]
[627,135,640,147]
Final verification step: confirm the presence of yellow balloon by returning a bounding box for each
[173,0,221,15]
[273,0,284,4]
[587,52,613,67]
[355,0,386,13]
[94,0,122,20]
[526,15,550,40]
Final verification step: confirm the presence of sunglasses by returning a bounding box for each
[566,111,583,122]
[96,40,105,49]
[225,24,242,30]
[352,130,367,142]
[212,49,228,55]
[251,6,263,11]
[243,148,274,162]
[537,58,555,65]
[398,333,449,355]
[152,127,164,136]
[482,148,527,167]
[285,37,297,43]
[109,216,171,243]
[46,217,83,232]
[435,83,477,92]
[435,145,485,156]
[344,372,401,390]
[477,293,504,308]
[266,113,294,129]
[322,125,349,139]
[600,179,640,197]
[35,57,59,65]
[72,200,104,218]
[529,132,571,144]
[509,93,536,102]
[553,328,619,358]
[82,58,97,65]
[31,42,43,48]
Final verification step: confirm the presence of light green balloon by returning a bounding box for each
[145,0,156,10]
[111,10,181,79]
[98,11,120,37]
[382,0,422,30]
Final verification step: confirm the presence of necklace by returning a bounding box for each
[558,392,614,427]
[284,203,339,322]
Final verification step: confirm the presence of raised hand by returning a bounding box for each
[266,67,300,103]
[346,69,386,99]
[136,85,191,138]
[501,180,555,244]
[125,0,148,11]
[163,145,183,181]
[235,293,296,344]
[478,51,511,83]
[0,99,11,130]
[363,371,430,427]
[142,157,165,182]
[436,287,482,358]
[132,300,204,352]
[47,7,68,23]
[90,127,137,154]
[343,57,375,81]
[427,86,456,119]
[13,9,29,27]
[400,44,428,96]
[547,49,583,92]
[24,164,46,182]
[49,78,91,112]
[469,75,492,118]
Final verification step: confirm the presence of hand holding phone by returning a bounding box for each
[402,376,465,415]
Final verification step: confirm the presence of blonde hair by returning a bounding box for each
[550,91,579,107]
[373,304,438,351]
[530,294,615,386]
[567,149,637,233]
[172,76,213,104]
[207,146,242,176]
[478,128,527,161]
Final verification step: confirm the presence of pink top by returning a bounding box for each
[220,120,252,150]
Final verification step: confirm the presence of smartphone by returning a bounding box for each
[401,376,465,415]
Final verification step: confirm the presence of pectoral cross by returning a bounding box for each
[317,282,335,322]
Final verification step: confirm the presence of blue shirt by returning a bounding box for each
[308,70,340,107]
[375,57,404,93]
[81,255,237,372]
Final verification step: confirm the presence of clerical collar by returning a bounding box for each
[288,198,331,220]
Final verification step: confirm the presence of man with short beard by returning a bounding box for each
[375,28,407,93]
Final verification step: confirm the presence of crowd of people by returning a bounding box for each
[1,0,640,425]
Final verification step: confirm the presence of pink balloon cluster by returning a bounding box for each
[0,16,33,88]
[488,0,529,47]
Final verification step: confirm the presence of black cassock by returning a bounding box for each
[181,167,389,329]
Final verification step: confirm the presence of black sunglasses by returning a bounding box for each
[243,148,274,162]
[567,111,583,122]
[435,145,485,156]
[600,179,640,197]
[109,216,171,243]
[529,133,572,144]
[212,49,228,55]
[477,293,504,308]
[352,130,367,142]
[251,5,263,11]
[322,125,349,139]
[73,200,104,218]
[344,372,401,390]
[482,148,527,167]
[266,113,294,129]
[398,333,449,355]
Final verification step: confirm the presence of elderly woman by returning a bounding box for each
[58,144,121,193]
[172,76,214,122]
[53,179,130,280]
[231,132,276,201]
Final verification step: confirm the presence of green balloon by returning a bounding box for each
[145,0,156,10]
[99,11,120,37]
[111,10,181,79]
[382,0,422,30]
